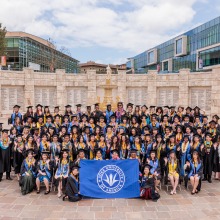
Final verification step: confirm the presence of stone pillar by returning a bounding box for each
[147,70,157,106]
[87,70,97,106]
[178,68,190,108]
[117,70,127,103]
[210,67,220,116]
[56,69,66,114]
[24,68,35,108]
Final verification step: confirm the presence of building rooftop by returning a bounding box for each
[6,31,55,49]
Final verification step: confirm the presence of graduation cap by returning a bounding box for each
[155,133,162,139]
[183,135,190,140]
[13,105,20,108]
[65,105,72,108]
[106,125,113,129]
[40,133,48,138]
[110,114,116,119]
[169,149,175,154]
[117,102,123,105]
[106,103,111,107]
[81,114,88,119]
[44,106,49,108]
[186,106,192,111]
[71,114,77,118]
[143,164,153,170]
[121,115,128,120]
[192,149,199,155]
[16,134,23,138]
[150,149,157,154]
[205,132,212,138]
[76,104,82,107]
[26,148,35,155]
[63,114,70,119]
[78,148,86,154]
[149,106,156,108]
[209,120,217,124]
[61,148,70,153]
[83,125,91,131]
[52,134,59,138]
[156,106,163,111]
[46,115,53,119]
[151,113,158,118]
[178,106,184,110]
[41,151,50,155]
[36,104,43,108]
[2,129,9,134]
[130,148,138,154]
[193,106,200,111]
[86,105,91,109]
[26,115,34,120]
[203,115,208,119]
[193,133,201,138]
[127,103,134,108]
[213,115,220,120]
[23,125,31,129]
[95,148,103,155]
[26,106,33,109]
[70,164,80,171]
[27,134,34,140]
[37,115,44,120]
[54,114,61,118]
[141,114,147,119]
[141,105,148,109]
[94,103,99,107]
[54,106,59,110]
[111,149,119,154]
[161,114,169,120]
[99,115,105,119]
[169,134,176,139]
[89,133,95,137]
[170,106,176,109]
[183,115,190,119]
[163,106,170,109]
[64,133,70,138]
[71,125,79,130]
[173,115,180,120]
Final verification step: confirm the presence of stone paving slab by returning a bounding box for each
[0,173,220,220]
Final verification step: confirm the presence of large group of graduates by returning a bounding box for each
[0,102,220,202]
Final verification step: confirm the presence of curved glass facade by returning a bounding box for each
[127,16,220,73]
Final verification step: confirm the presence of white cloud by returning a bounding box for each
[0,0,198,54]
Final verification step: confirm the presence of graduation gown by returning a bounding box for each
[202,144,214,176]
[65,175,82,202]
[0,140,12,174]
[13,144,25,174]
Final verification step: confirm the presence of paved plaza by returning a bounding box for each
[0,173,219,220]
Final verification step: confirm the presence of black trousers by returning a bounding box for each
[0,172,10,179]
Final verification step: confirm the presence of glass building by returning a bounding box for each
[127,16,220,73]
[5,32,79,73]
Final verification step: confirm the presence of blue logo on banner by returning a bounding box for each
[79,160,140,199]
[97,165,125,194]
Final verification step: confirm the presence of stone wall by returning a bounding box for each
[0,67,220,117]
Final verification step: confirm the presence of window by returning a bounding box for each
[163,61,168,71]
[148,51,154,63]
[176,39,183,54]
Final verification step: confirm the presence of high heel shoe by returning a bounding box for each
[170,190,174,195]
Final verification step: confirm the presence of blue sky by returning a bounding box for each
[0,0,219,64]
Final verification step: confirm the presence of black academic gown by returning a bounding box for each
[13,146,25,174]
[0,144,12,174]
[65,175,82,202]
[202,146,214,176]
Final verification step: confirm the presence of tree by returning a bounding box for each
[0,23,7,56]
